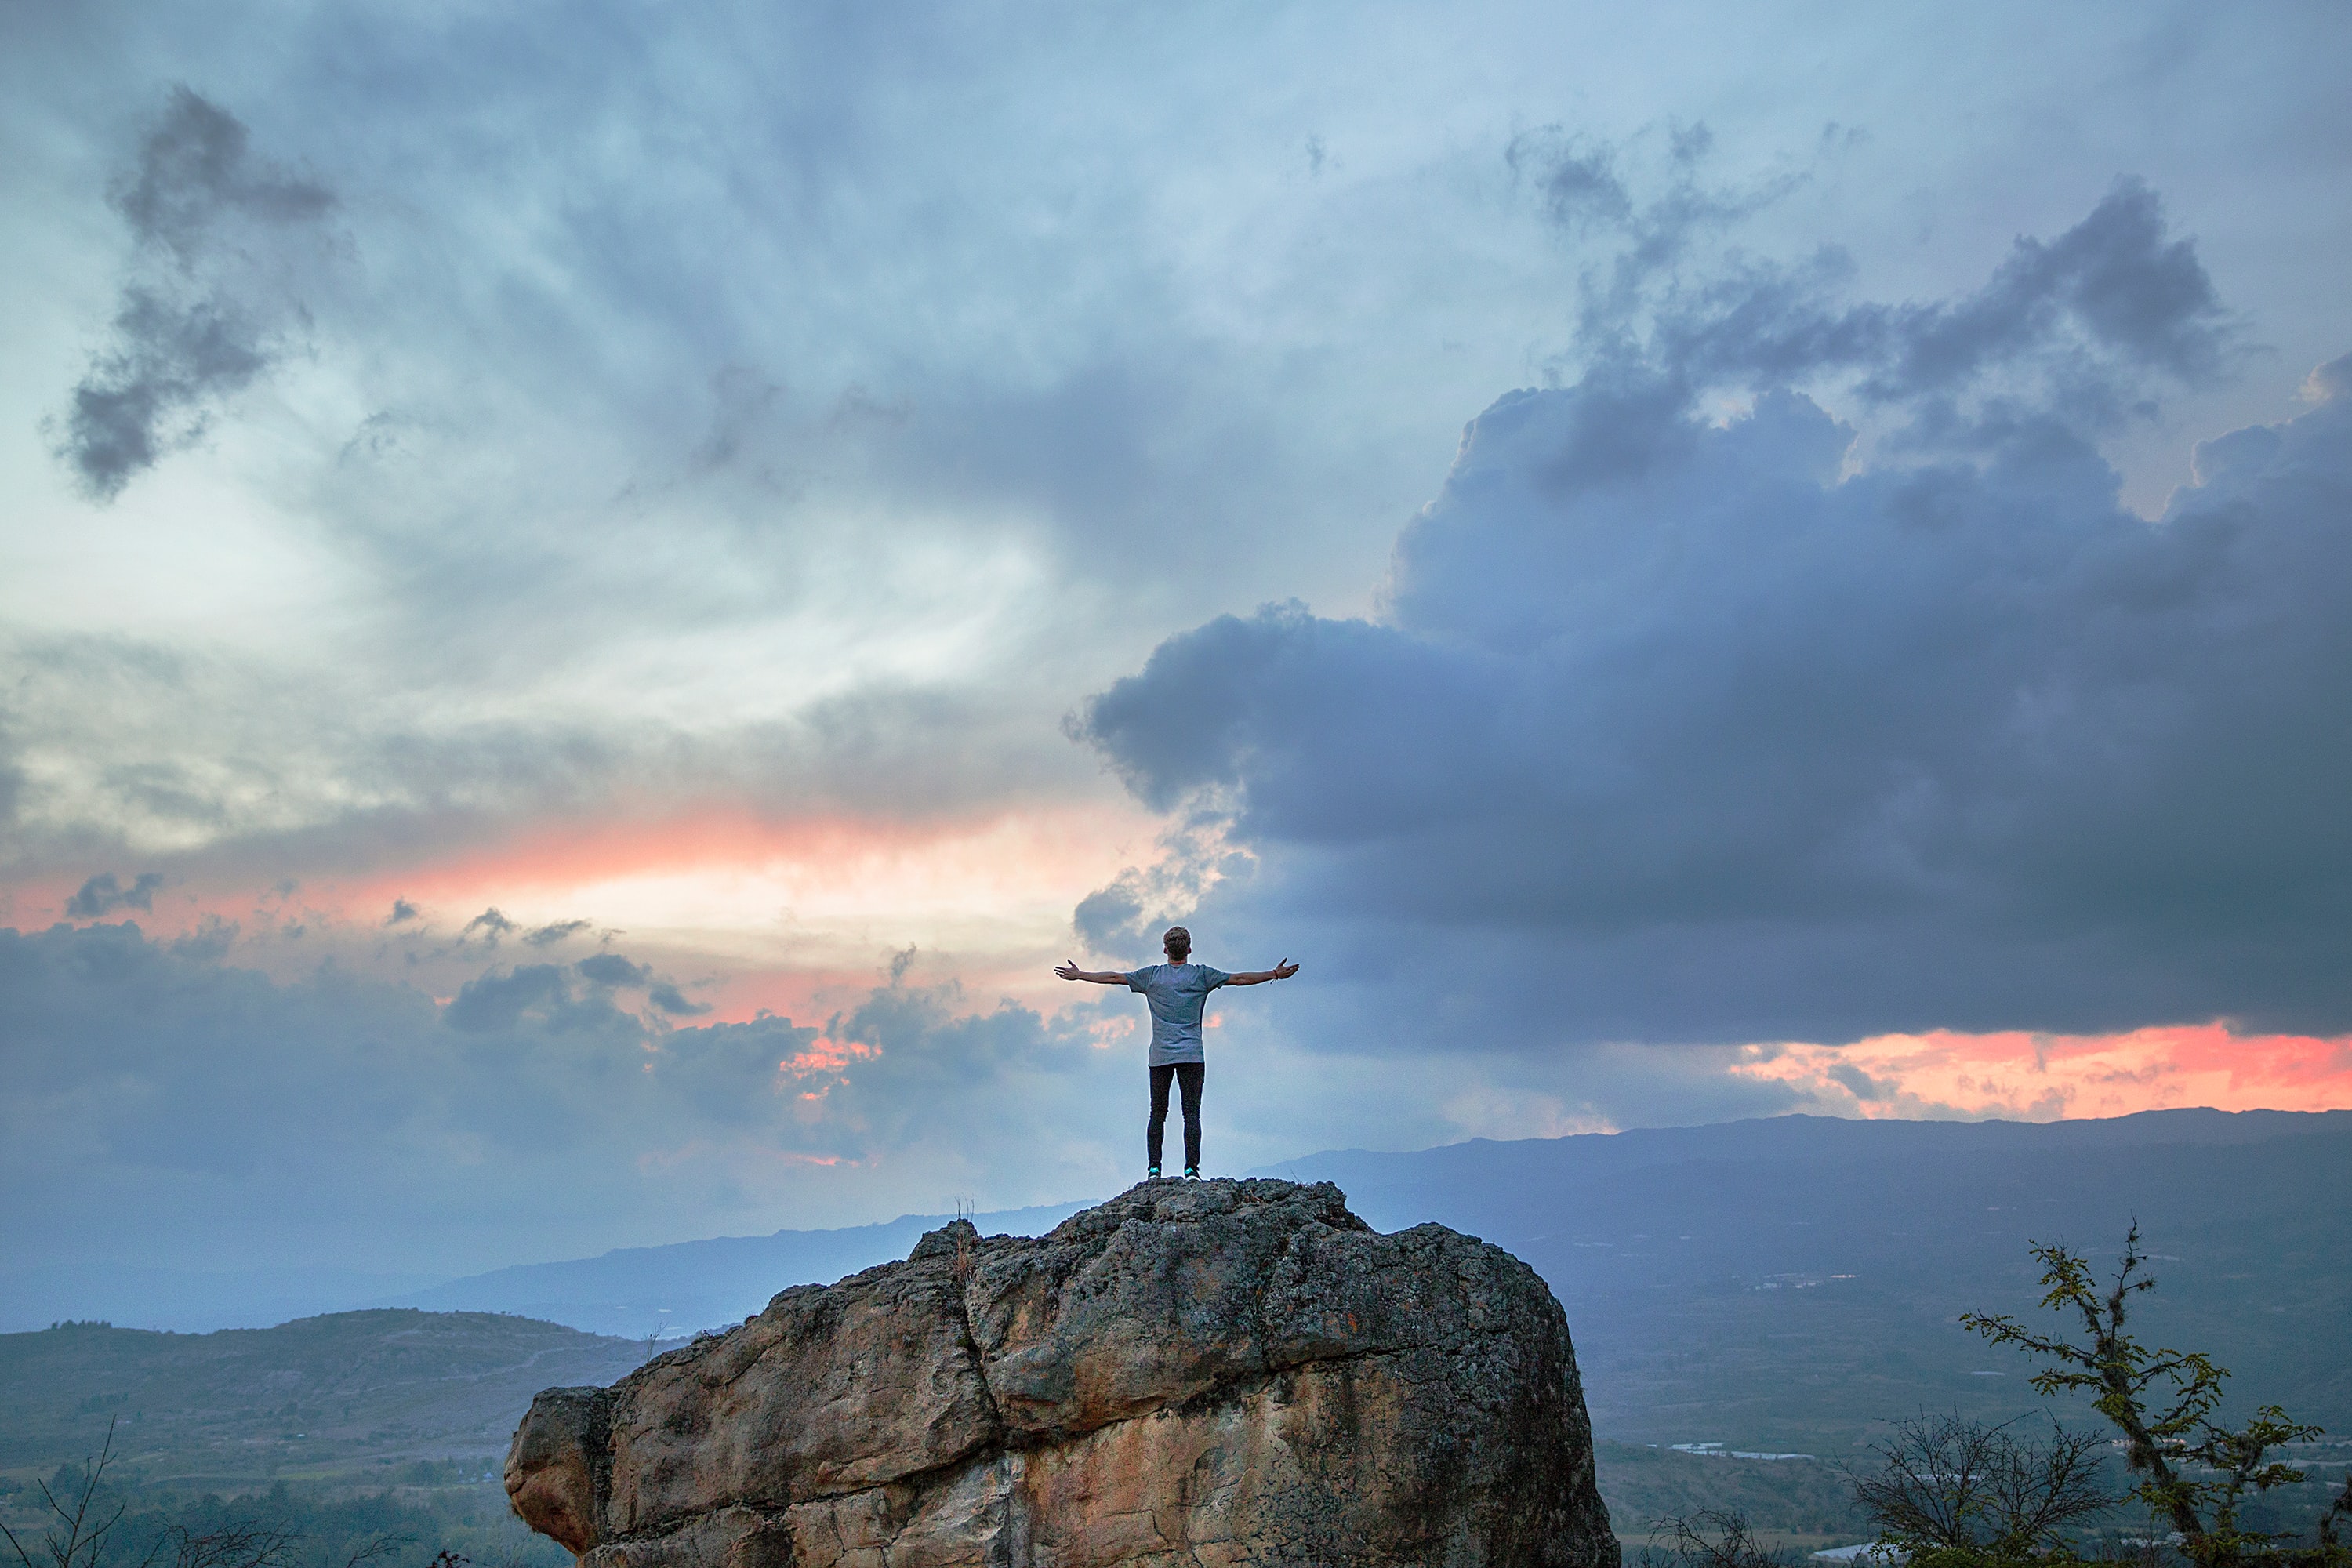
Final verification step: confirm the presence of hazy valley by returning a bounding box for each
[8,1109,2349,1559]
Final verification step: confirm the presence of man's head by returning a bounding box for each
[1163,925,1192,962]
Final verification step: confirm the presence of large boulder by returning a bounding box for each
[506,1178,1617,1568]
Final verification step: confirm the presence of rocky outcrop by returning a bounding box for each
[506,1178,1616,1568]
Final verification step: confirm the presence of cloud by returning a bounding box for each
[0,922,1134,1281]
[169,914,239,962]
[0,626,1109,895]
[1068,818,1250,956]
[1503,131,2230,448]
[1733,1024,2352,1123]
[459,907,517,945]
[1701,193,2220,443]
[65,871,165,918]
[648,982,713,1018]
[444,962,619,1033]
[1826,1062,1896,1103]
[0,731,22,829]
[108,87,335,260]
[56,86,338,499]
[385,899,418,925]
[524,918,593,947]
[1076,191,2352,1054]
[575,953,652,988]
[567,954,710,1016]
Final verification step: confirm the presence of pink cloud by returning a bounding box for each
[1733,1023,2352,1120]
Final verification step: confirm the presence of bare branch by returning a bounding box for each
[1642,1511,1796,1568]
[9,1420,133,1568]
[1849,1412,2111,1558]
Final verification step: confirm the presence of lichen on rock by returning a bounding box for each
[506,1178,1617,1568]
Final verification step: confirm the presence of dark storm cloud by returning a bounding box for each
[65,871,165,918]
[58,87,337,499]
[1076,195,2352,1050]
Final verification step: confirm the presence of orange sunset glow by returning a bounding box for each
[1737,1024,2352,1120]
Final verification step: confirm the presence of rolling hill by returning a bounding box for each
[0,1309,644,1488]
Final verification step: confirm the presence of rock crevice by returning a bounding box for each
[507,1178,1617,1568]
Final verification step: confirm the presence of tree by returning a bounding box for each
[1960,1223,2339,1568]
[2,1421,138,1568]
[1,1421,401,1568]
[1849,1412,2111,1566]
[1849,1411,2111,1564]
[1639,1511,1797,1568]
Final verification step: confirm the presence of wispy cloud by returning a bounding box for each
[56,87,339,499]
[65,871,165,918]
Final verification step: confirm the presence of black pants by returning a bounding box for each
[1148,1062,1204,1171]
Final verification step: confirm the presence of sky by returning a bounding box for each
[3,0,2350,1304]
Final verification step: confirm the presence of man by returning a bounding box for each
[1056,927,1299,1181]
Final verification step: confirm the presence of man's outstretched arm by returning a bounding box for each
[1056,960,1130,985]
[1223,960,1300,986]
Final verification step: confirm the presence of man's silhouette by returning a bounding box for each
[1057,926,1299,1180]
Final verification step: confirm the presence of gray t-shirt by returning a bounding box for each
[1124,962,1233,1065]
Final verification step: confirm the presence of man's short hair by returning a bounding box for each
[1163,925,1192,949]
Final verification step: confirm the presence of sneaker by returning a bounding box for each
[1146,1166,1161,1181]
[1183,1167,1200,1181]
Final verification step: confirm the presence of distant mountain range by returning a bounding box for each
[373,1200,1093,1340]
[0,1308,644,1483]
[396,1106,2352,1452]
[1262,1107,2352,1450]
[8,1109,2344,1459]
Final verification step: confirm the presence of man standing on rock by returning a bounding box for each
[1056,927,1299,1181]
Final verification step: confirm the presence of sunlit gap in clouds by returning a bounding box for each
[21,800,1170,1016]
[1734,1025,2352,1121]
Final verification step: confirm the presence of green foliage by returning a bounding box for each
[0,1421,563,1568]
[0,1310,641,1479]
[1900,1547,2041,1568]
[1960,1223,2343,1568]
[105,1490,568,1568]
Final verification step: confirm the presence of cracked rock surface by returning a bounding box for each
[505,1178,1617,1568]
